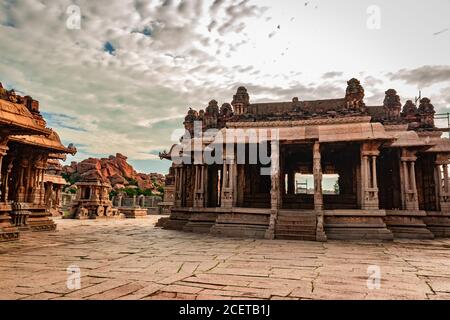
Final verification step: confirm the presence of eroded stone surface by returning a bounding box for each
[1,217,449,300]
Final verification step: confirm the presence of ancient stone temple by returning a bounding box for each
[158,166,175,214]
[69,176,123,219]
[0,82,76,241]
[112,192,147,218]
[44,158,68,216]
[160,78,450,241]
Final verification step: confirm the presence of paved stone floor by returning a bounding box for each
[1,217,450,300]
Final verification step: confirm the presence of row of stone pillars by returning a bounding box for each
[174,158,237,209]
[172,141,450,237]
[0,146,46,206]
[113,194,148,208]
[400,150,419,211]
[194,164,208,208]
[436,154,450,211]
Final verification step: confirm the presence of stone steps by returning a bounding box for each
[183,221,214,233]
[163,219,188,230]
[277,217,317,224]
[210,224,267,238]
[324,227,393,240]
[275,210,317,241]
[388,227,434,239]
[427,226,450,237]
[275,233,316,241]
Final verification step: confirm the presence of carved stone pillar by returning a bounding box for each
[55,185,62,208]
[221,155,236,208]
[0,142,18,241]
[75,186,82,201]
[435,153,450,211]
[399,149,419,210]
[360,142,380,210]
[236,164,245,207]
[194,165,205,208]
[313,142,327,241]
[0,145,8,198]
[93,186,99,201]
[0,144,7,200]
[270,140,281,210]
[174,165,184,207]
[39,166,45,205]
[266,139,280,239]
[313,142,323,211]
[3,161,13,202]
[16,159,27,202]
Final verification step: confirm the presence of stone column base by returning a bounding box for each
[27,210,57,232]
[118,207,148,219]
[424,211,450,238]
[0,212,19,242]
[316,231,327,242]
[385,210,434,239]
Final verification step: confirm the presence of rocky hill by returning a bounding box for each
[62,153,165,194]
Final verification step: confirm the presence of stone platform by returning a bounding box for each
[118,207,148,219]
[1,217,450,300]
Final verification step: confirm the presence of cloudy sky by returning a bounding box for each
[0,0,449,174]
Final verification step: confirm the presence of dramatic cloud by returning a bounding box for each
[0,0,449,173]
[322,71,343,79]
[388,66,450,88]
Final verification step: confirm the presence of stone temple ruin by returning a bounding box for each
[69,176,123,219]
[113,194,163,217]
[0,82,76,241]
[44,158,67,216]
[160,78,450,241]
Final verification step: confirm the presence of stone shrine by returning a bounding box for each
[0,82,76,241]
[160,78,450,241]
[69,177,123,219]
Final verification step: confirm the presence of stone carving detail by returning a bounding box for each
[204,100,219,129]
[183,108,199,136]
[7,89,18,103]
[401,100,418,120]
[345,78,365,110]
[417,97,435,128]
[383,89,401,120]
[231,86,250,115]
[182,100,235,134]
[76,206,89,219]
[70,178,123,219]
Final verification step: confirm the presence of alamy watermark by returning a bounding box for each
[367,265,381,289]
[67,265,81,290]
[169,121,279,176]
[366,5,381,30]
[66,5,81,30]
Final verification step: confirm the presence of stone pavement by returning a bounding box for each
[1,217,450,300]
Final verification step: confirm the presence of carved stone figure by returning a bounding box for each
[401,100,418,122]
[231,86,250,115]
[8,89,18,103]
[345,78,365,110]
[383,89,401,120]
[418,97,435,128]
[76,206,89,219]
[183,108,198,135]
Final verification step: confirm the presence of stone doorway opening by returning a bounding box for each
[320,143,359,210]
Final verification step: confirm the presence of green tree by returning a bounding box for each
[333,180,340,195]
